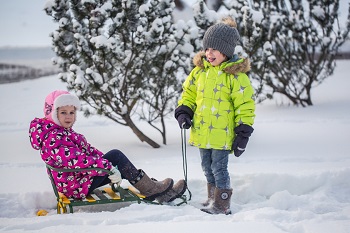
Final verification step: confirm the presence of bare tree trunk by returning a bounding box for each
[123,115,160,148]
[146,117,167,145]
[160,116,167,145]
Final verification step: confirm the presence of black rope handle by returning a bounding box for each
[181,127,192,201]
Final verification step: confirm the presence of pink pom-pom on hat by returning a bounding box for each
[44,90,81,126]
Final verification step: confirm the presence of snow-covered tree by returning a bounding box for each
[192,0,218,37]
[223,0,350,106]
[44,0,196,147]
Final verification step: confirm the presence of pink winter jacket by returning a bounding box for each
[29,117,112,199]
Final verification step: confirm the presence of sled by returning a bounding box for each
[45,164,187,214]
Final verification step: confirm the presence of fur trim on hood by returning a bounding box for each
[193,51,251,74]
[44,90,81,126]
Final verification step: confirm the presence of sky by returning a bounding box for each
[0,0,56,47]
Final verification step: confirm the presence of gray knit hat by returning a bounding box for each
[203,20,240,58]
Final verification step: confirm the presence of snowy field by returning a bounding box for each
[0,59,349,233]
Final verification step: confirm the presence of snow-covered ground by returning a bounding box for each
[0,60,349,233]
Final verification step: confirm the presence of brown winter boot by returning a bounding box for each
[130,170,173,201]
[156,179,187,203]
[201,187,232,215]
[202,183,215,207]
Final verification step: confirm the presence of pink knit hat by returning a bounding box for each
[44,90,81,126]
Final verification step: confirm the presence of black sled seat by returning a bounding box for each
[45,164,187,214]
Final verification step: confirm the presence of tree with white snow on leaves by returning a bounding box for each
[44,0,197,147]
[222,0,350,106]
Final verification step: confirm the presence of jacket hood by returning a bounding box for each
[193,51,251,74]
[29,117,61,150]
[44,90,81,126]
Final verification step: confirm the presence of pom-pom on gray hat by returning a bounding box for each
[202,17,240,58]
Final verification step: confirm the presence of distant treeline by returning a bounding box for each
[335,52,350,59]
[0,63,59,84]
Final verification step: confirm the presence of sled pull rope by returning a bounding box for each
[181,127,192,201]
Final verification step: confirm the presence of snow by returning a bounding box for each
[90,35,109,49]
[312,5,325,19]
[0,59,350,232]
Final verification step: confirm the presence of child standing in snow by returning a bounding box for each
[175,17,256,214]
[29,90,186,203]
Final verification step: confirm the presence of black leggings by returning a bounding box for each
[88,149,139,193]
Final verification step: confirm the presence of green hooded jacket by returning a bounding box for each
[178,52,256,151]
